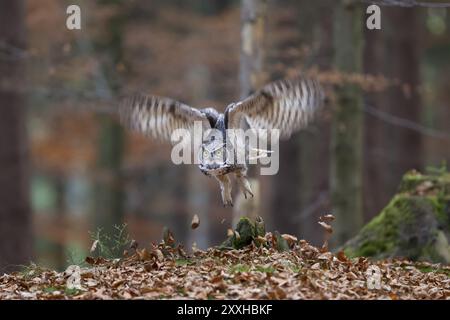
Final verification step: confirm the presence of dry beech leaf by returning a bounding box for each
[154,249,164,261]
[336,250,349,262]
[137,248,151,261]
[281,234,298,245]
[191,214,200,229]
[255,236,267,245]
[318,221,333,233]
[317,252,332,260]
[112,279,126,288]
[1,226,449,300]
[311,263,321,270]
[320,214,335,223]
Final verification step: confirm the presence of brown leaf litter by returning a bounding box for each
[0,233,449,300]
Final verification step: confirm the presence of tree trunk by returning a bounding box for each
[384,7,424,190]
[269,4,302,235]
[363,7,424,222]
[297,1,334,245]
[93,1,126,240]
[330,1,364,246]
[0,0,33,272]
[363,20,391,220]
[240,0,267,100]
[235,0,267,225]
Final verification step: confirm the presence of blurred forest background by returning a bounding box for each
[0,0,449,272]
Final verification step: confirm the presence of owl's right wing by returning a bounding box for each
[119,93,211,143]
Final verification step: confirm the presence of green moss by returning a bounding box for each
[274,231,290,252]
[398,171,427,193]
[344,170,450,263]
[255,266,276,273]
[219,217,261,250]
[346,195,414,258]
[175,259,194,266]
[43,286,58,294]
[255,216,266,237]
[415,265,450,277]
[289,264,302,273]
[64,287,82,296]
[428,195,449,226]
[233,217,256,248]
[228,264,251,273]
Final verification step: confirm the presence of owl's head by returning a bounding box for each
[198,138,230,174]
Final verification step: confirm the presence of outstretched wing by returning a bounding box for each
[225,76,324,139]
[119,93,211,143]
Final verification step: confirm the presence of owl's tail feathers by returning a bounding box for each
[248,148,274,161]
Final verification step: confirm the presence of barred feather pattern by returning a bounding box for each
[226,76,324,138]
[119,93,210,142]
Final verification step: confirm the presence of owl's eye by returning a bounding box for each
[203,150,209,158]
[215,150,222,157]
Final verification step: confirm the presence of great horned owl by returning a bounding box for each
[119,76,324,206]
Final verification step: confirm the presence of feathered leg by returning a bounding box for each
[235,169,254,199]
[215,174,233,207]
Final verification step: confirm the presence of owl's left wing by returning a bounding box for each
[225,76,324,139]
[119,93,211,143]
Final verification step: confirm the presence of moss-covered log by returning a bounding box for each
[343,170,450,263]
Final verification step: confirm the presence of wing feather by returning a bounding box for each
[226,76,324,139]
[119,93,211,143]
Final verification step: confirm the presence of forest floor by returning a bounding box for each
[1,233,449,300]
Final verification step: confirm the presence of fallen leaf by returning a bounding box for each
[336,250,349,262]
[311,263,321,270]
[318,221,333,233]
[137,248,151,261]
[154,249,164,261]
[281,234,298,246]
[191,214,200,229]
[320,214,335,223]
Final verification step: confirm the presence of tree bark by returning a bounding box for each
[384,7,424,189]
[236,0,267,225]
[0,0,33,272]
[93,1,126,240]
[363,7,424,221]
[240,0,267,99]
[297,1,334,245]
[330,1,364,246]
[363,20,391,220]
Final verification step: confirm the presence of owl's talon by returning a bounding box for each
[223,200,233,207]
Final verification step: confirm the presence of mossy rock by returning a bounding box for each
[219,216,266,249]
[343,170,450,263]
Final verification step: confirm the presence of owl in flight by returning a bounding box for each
[119,76,324,206]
